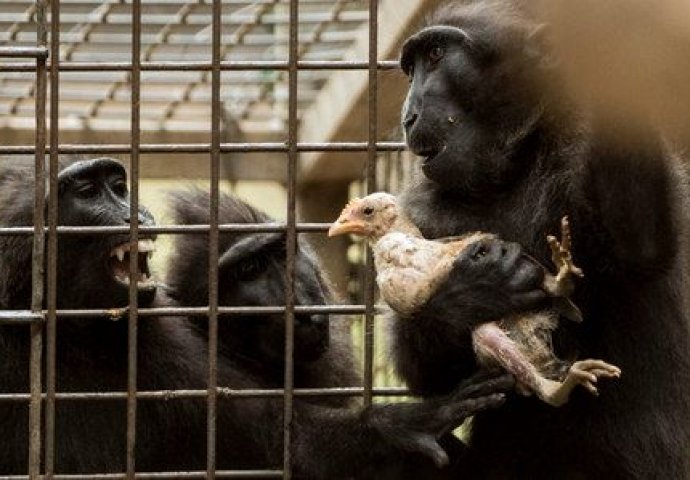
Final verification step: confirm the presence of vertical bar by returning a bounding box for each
[283,0,299,478]
[45,0,60,476]
[207,0,221,476]
[29,1,48,477]
[362,0,378,407]
[126,0,142,476]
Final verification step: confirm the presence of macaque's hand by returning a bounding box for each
[415,238,546,328]
[365,373,514,467]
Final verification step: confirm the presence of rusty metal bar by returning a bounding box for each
[0,223,341,235]
[0,311,44,324]
[283,0,299,477]
[0,387,410,403]
[0,304,382,324]
[207,0,222,476]
[362,0,379,408]
[126,0,142,475]
[28,1,49,477]
[0,60,399,72]
[0,223,345,236]
[44,0,61,475]
[2,470,284,479]
[0,0,405,475]
[0,46,49,58]
[0,141,406,156]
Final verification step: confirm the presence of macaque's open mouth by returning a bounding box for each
[108,239,156,290]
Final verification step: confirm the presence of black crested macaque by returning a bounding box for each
[0,157,177,472]
[393,1,690,478]
[165,189,514,478]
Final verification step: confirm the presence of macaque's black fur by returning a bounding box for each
[394,1,690,478]
[0,157,193,473]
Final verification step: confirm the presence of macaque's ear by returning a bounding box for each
[525,24,559,70]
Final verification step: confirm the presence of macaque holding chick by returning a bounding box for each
[329,192,621,407]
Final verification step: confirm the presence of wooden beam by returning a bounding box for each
[0,127,286,181]
[298,0,442,184]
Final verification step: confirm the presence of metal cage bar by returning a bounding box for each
[207,0,222,475]
[361,0,379,408]
[0,304,381,322]
[282,0,299,477]
[1,0,398,477]
[0,386,411,403]
[28,1,49,477]
[45,0,61,475]
[0,141,406,155]
[0,60,399,73]
[126,0,142,475]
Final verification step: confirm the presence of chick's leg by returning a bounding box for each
[472,322,549,399]
[543,359,622,406]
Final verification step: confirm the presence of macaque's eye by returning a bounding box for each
[74,182,98,199]
[428,45,445,64]
[363,207,374,216]
[235,257,269,281]
[112,179,128,197]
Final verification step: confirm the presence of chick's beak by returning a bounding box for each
[328,214,367,237]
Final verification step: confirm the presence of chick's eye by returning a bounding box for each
[363,207,374,216]
[428,45,445,63]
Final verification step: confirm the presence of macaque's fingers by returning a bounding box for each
[453,373,514,400]
[411,435,449,469]
[511,290,548,310]
[445,394,506,423]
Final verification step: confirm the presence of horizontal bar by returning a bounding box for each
[0,304,385,325]
[0,141,406,156]
[0,59,399,73]
[0,46,49,58]
[0,223,335,236]
[0,386,409,402]
[0,310,44,323]
[62,304,381,317]
[2,471,283,479]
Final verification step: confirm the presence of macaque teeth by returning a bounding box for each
[137,239,156,253]
[116,247,125,262]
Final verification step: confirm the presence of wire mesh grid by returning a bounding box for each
[0,0,413,478]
